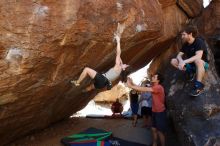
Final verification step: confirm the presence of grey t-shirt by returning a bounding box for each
[103,68,121,82]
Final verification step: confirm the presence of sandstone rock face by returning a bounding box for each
[177,0,203,17]
[196,0,220,77]
[163,56,220,146]
[196,0,220,36]
[0,0,202,145]
[94,84,128,103]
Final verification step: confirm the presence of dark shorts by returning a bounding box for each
[152,111,167,133]
[141,107,152,117]
[130,103,139,115]
[93,73,108,89]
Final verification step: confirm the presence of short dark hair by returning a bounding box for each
[145,79,151,87]
[120,66,132,83]
[156,72,164,84]
[182,25,198,38]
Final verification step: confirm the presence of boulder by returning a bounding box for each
[177,0,203,17]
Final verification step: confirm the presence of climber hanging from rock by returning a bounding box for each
[170,25,209,97]
[70,23,131,92]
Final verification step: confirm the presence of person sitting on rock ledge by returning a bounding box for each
[70,33,131,92]
[170,25,209,96]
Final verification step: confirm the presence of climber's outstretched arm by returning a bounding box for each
[114,34,123,68]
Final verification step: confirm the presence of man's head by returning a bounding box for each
[151,73,164,84]
[120,65,132,83]
[181,25,198,43]
[145,79,151,87]
[141,79,151,87]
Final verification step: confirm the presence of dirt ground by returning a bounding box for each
[8,117,153,146]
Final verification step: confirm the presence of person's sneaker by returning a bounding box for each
[190,87,204,97]
[70,80,80,86]
[186,72,195,81]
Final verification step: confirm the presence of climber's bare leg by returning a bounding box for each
[71,67,97,86]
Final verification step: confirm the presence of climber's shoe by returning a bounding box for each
[70,80,80,86]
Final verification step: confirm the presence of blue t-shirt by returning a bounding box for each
[140,92,152,108]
